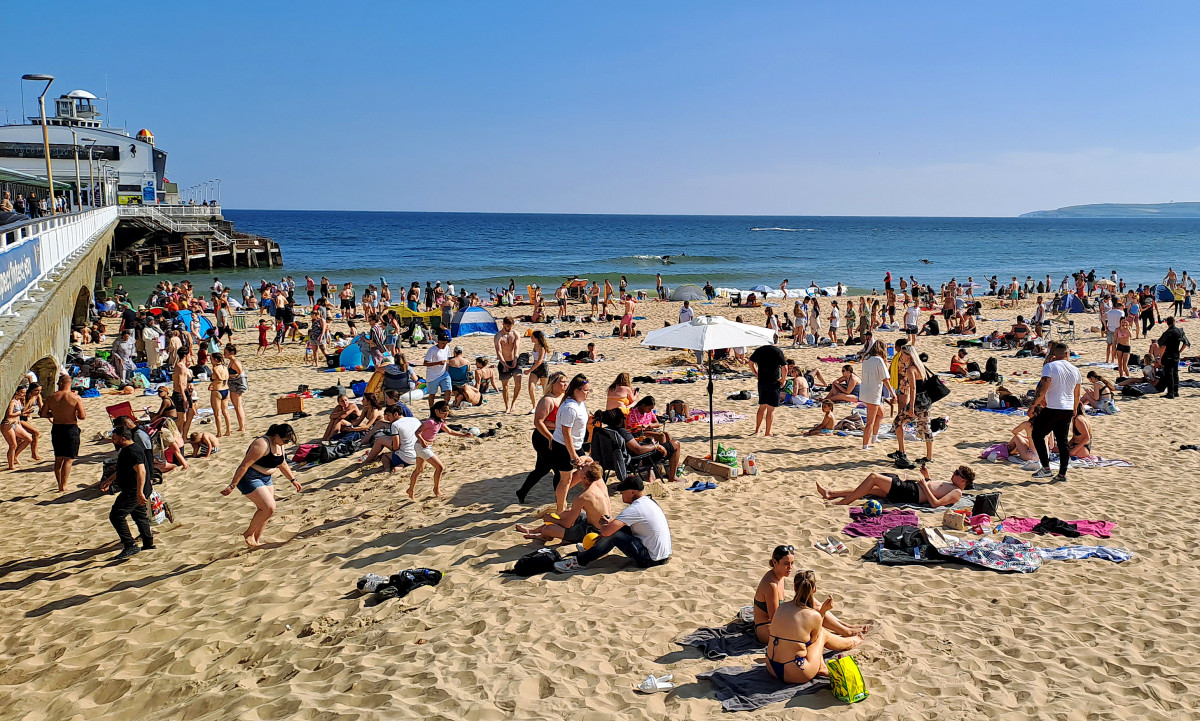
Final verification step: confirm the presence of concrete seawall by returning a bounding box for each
[0,212,116,396]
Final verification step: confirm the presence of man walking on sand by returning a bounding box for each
[749,340,786,437]
[41,374,85,492]
[1029,342,1081,482]
[621,294,638,339]
[495,317,523,413]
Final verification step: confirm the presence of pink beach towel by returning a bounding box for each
[843,508,920,538]
[1002,517,1115,538]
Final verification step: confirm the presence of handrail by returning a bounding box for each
[0,206,118,315]
[117,205,237,249]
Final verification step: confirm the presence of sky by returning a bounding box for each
[4,1,1199,215]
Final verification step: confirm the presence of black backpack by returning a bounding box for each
[510,547,562,576]
[883,525,923,551]
[981,357,999,383]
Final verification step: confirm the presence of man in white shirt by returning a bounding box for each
[423,330,453,411]
[1029,342,1082,481]
[361,405,421,472]
[1104,301,1125,363]
[678,301,694,325]
[903,302,920,344]
[556,476,671,572]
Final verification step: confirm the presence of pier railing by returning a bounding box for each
[118,205,236,248]
[0,206,118,314]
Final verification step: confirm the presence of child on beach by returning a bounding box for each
[408,401,472,499]
[272,319,285,354]
[256,319,271,356]
[804,400,836,436]
[188,430,220,457]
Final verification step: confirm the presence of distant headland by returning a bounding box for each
[1020,202,1200,218]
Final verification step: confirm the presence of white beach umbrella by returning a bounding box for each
[641,315,777,457]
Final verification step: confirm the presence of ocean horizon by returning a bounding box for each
[114,210,1200,300]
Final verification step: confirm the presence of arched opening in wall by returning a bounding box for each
[28,356,60,400]
[71,287,91,330]
[94,258,108,298]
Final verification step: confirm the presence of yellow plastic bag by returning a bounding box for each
[826,654,868,703]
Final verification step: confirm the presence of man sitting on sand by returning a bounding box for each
[554,476,671,572]
[360,404,421,473]
[815,464,975,507]
[823,365,860,403]
[322,393,362,440]
[515,463,609,543]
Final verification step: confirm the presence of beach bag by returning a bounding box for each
[985,391,1001,409]
[971,492,1003,518]
[511,547,562,576]
[943,510,968,530]
[920,370,950,404]
[148,491,171,524]
[826,655,869,704]
[292,443,319,463]
[883,525,923,551]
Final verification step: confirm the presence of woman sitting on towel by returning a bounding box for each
[765,571,863,684]
[753,545,795,642]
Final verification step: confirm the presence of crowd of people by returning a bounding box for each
[11,260,1194,690]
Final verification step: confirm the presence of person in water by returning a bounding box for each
[764,570,863,684]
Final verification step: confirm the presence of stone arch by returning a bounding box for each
[94,257,107,296]
[71,287,91,329]
[28,356,60,400]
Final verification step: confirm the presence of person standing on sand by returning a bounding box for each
[780,279,789,297]
[656,273,666,301]
[1157,317,1190,399]
[41,374,84,492]
[517,372,567,503]
[225,344,248,433]
[107,426,155,561]
[555,283,569,320]
[1028,342,1082,482]
[222,424,301,548]
[171,348,195,440]
[749,341,786,437]
[495,317,524,413]
[621,294,638,339]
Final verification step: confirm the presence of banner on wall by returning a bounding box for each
[0,239,40,309]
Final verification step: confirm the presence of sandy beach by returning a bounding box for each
[1,295,1197,720]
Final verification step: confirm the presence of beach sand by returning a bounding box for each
[1,296,1198,720]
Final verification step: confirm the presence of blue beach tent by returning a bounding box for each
[450,306,499,338]
[1054,294,1085,313]
[338,338,374,369]
[1155,284,1175,302]
[175,309,215,336]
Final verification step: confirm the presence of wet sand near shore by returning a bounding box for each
[0,295,1197,720]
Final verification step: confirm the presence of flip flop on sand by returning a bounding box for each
[634,674,675,694]
[827,536,849,555]
[815,540,837,555]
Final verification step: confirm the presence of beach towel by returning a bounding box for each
[887,494,974,514]
[973,406,1025,416]
[936,536,1043,573]
[860,541,949,566]
[698,661,832,712]
[692,410,747,424]
[1001,517,1115,538]
[842,508,919,538]
[1065,455,1134,469]
[677,620,764,660]
[818,356,854,363]
[1037,546,1132,562]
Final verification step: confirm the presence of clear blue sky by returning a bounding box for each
[5,1,1199,215]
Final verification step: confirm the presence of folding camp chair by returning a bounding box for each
[1054,320,1076,342]
[591,427,666,485]
[105,402,134,423]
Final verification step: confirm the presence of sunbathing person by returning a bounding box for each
[1082,371,1116,410]
[322,394,362,440]
[1050,403,1092,459]
[957,312,977,334]
[823,365,860,402]
[515,463,609,542]
[764,570,862,685]
[804,400,836,436]
[949,349,970,377]
[1007,418,1037,462]
[752,545,795,642]
[815,464,975,507]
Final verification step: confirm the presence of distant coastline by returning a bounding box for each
[1020,202,1200,218]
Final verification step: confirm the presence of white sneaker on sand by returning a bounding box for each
[554,557,582,573]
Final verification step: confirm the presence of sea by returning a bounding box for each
[115,211,1200,300]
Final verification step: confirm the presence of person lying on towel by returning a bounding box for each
[814,464,975,507]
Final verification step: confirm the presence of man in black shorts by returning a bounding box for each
[41,374,85,493]
[749,341,786,436]
[815,465,975,507]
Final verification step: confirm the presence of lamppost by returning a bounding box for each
[21,73,56,214]
[70,129,83,213]
[82,138,96,209]
[214,178,222,207]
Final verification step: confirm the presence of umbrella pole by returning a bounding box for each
[708,355,715,459]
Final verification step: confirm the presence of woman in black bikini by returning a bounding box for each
[1082,372,1116,411]
[221,424,301,548]
[765,571,862,684]
[752,546,795,642]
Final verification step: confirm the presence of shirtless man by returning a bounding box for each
[171,348,196,439]
[620,294,637,339]
[494,317,523,413]
[515,463,609,543]
[554,284,569,320]
[40,374,85,492]
[588,281,601,320]
[815,465,975,507]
